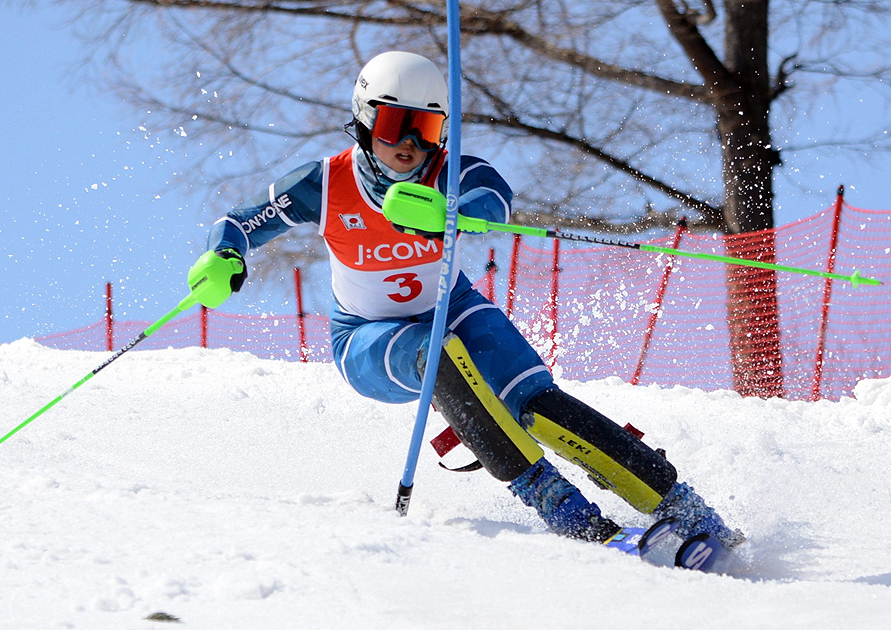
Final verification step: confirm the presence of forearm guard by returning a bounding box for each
[427,334,544,481]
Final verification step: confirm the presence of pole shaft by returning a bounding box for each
[639,243,877,284]
[540,229,880,287]
[395,0,463,514]
[458,216,880,286]
[1,296,195,446]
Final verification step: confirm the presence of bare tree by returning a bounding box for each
[60,0,891,396]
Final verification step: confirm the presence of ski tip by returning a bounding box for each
[638,517,679,556]
[675,533,724,572]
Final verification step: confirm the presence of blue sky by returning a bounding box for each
[1,3,210,343]
[2,2,889,345]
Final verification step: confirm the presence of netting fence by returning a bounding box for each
[35,191,891,401]
[505,189,891,401]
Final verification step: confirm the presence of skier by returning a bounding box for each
[189,51,744,549]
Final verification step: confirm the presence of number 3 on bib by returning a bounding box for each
[385,272,422,303]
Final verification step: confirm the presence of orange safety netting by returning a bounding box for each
[506,197,891,401]
[35,198,891,401]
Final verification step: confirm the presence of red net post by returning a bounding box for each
[295,267,308,363]
[811,186,845,401]
[631,219,687,385]
[484,247,497,304]
[547,239,561,369]
[200,305,208,348]
[105,282,113,351]
[506,234,521,319]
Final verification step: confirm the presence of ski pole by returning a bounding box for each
[383,199,883,289]
[393,0,463,516]
[489,223,881,288]
[0,294,198,446]
[1,251,243,447]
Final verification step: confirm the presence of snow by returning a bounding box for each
[1,338,890,629]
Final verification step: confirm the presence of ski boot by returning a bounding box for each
[509,458,621,543]
[652,482,746,549]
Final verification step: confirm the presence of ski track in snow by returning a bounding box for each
[2,339,890,629]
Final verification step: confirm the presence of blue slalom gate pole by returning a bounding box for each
[395,0,463,515]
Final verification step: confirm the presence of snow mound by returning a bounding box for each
[2,342,890,629]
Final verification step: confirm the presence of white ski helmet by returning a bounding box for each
[351,51,449,145]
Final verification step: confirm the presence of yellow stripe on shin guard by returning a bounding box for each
[442,335,544,467]
[527,413,664,512]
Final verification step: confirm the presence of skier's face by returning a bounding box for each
[372,136,426,173]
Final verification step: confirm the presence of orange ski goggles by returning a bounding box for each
[371,104,445,152]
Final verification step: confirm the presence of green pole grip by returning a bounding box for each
[187,251,244,309]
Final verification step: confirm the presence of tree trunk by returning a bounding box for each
[724,234,785,398]
[720,0,785,397]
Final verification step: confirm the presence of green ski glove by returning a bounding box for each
[187,248,247,309]
[383,182,448,238]
[382,182,489,237]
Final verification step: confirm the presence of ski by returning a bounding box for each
[638,517,680,556]
[602,526,648,555]
[604,517,732,573]
[603,517,680,563]
[675,532,726,572]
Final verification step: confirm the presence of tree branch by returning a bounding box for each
[464,111,723,223]
[129,0,712,104]
[655,0,739,105]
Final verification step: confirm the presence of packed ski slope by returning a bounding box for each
[2,339,890,629]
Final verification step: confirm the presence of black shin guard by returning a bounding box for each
[426,334,543,481]
[522,388,677,512]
